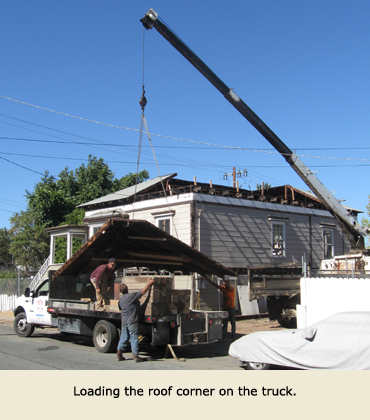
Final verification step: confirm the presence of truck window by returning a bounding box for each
[37,281,49,297]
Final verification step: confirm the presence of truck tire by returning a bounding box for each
[245,362,271,370]
[278,315,297,329]
[13,312,35,337]
[93,320,118,353]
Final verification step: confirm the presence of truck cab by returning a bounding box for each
[13,279,52,337]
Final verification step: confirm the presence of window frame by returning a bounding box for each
[156,215,173,235]
[271,221,286,258]
[89,224,103,238]
[322,227,334,259]
[152,210,175,236]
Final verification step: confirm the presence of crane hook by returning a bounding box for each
[139,88,147,111]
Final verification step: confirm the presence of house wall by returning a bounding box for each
[129,202,193,245]
[193,195,350,270]
[85,193,349,271]
[85,197,194,246]
[83,192,351,313]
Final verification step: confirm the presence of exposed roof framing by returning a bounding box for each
[78,174,362,215]
[52,218,235,280]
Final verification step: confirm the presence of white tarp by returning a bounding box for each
[229,311,370,370]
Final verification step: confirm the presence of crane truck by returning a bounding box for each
[140,9,370,325]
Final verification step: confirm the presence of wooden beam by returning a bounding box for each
[126,236,167,241]
[91,257,184,266]
[125,251,188,262]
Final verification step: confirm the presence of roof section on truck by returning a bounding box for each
[52,218,235,279]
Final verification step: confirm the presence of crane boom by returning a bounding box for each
[141,8,369,249]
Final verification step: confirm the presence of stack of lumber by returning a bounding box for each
[107,276,191,316]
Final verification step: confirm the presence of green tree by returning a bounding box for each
[26,171,67,227]
[113,170,149,190]
[0,227,13,268]
[256,182,271,191]
[26,155,149,227]
[9,211,49,273]
[11,156,150,269]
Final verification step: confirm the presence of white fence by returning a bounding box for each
[297,277,370,329]
[0,294,16,313]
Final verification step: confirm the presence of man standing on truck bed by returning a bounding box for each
[90,258,117,311]
[205,278,236,340]
[117,278,155,363]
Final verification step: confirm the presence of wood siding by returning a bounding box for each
[194,201,350,270]
[129,203,193,246]
[84,193,350,271]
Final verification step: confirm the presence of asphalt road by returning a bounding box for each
[0,320,242,370]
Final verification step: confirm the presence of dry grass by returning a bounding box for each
[0,310,14,317]
[235,318,283,335]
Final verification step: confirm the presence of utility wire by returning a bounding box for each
[1,135,369,163]
[0,156,43,175]
[2,95,369,162]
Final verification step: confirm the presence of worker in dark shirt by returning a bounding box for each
[90,258,116,311]
[116,278,155,362]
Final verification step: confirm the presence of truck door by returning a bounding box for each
[28,280,52,326]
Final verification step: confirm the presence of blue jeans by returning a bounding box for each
[117,322,139,356]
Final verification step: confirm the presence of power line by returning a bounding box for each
[2,95,369,160]
[0,156,44,175]
[1,135,370,163]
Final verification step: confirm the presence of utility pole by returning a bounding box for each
[223,168,247,188]
[17,266,21,296]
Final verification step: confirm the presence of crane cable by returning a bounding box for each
[134,29,178,238]
[132,28,147,218]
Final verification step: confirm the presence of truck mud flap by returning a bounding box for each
[57,317,93,335]
[151,322,170,346]
[206,315,223,342]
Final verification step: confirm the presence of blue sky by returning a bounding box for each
[1,1,370,229]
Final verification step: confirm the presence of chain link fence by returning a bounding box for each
[0,278,32,296]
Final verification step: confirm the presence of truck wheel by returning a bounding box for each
[278,316,297,329]
[93,320,118,353]
[13,312,35,337]
[246,362,271,370]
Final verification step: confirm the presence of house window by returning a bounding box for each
[89,224,103,238]
[323,229,334,259]
[153,211,175,236]
[271,222,285,257]
[157,216,172,235]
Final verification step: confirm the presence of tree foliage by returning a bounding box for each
[9,211,49,272]
[256,182,271,191]
[26,155,149,228]
[8,156,150,270]
[0,228,12,267]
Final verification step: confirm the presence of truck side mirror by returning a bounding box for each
[24,287,30,297]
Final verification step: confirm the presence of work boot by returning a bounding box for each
[133,354,144,363]
[116,349,125,361]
